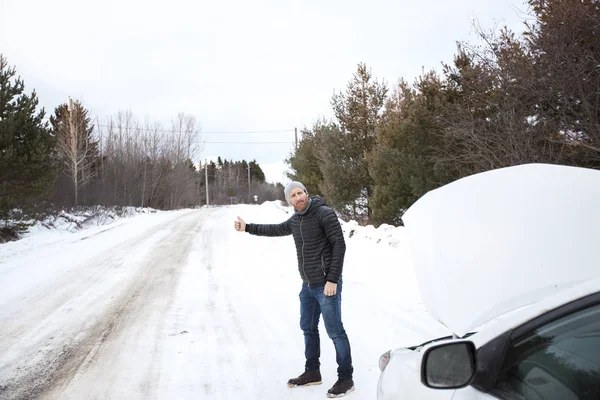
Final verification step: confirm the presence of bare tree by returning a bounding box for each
[50,98,99,205]
[166,113,202,208]
[437,26,575,176]
[89,111,282,210]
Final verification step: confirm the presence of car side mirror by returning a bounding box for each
[421,341,476,389]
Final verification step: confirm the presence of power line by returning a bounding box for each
[205,142,292,145]
[95,124,294,135]
[203,130,294,134]
[94,124,298,145]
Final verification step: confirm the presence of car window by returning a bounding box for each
[494,303,600,400]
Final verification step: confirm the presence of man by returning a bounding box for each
[234,181,354,398]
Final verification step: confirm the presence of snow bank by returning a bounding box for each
[26,206,157,235]
[253,200,406,247]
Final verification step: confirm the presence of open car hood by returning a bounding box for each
[402,164,600,337]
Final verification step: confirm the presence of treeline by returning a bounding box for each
[287,0,600,226]
[203,157,284,205]
[0,56,283,239]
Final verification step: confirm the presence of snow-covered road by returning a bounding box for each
[0,204,448,400]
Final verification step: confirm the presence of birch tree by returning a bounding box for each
[51,99,99,205]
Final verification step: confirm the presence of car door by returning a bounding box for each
[454,295,600,400]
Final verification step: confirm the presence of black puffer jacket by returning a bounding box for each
[245,196,346,285]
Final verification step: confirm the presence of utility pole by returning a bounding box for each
[295,127,298,150]
[247,163,251,203]
[205,159,209,206]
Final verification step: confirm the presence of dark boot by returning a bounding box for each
[327,379,355,398]
[287,370,322,387]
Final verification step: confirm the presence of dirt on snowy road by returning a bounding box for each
[0,210,212,400]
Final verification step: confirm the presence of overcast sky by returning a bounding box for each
[0,0,529,183]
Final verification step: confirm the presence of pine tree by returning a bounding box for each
[286,120,328,198]
[249,160,266,183]
[526,0,600,166]
[368,75,456,225]
[0,54,57,239]
[329,63,387,221]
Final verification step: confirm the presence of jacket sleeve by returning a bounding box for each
[245,216,293,237]
[319,207,346,283]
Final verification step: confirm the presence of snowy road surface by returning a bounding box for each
[0,204,448,399]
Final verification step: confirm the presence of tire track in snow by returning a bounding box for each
[0,210,208,400]
[192,216,258,399]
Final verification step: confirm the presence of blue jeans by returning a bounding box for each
[299,280,353,380]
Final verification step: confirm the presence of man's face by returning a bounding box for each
[289,187,308,211]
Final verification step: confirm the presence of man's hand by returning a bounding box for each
[324,281,337,296]
[234,216,246,232]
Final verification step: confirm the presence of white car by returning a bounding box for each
[377,163,600,400]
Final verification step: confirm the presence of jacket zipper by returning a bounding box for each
[320,254,326,276]
[300,217,307,281]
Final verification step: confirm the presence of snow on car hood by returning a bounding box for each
[402,163,600,337]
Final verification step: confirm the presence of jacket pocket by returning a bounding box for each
[320,254,326,276]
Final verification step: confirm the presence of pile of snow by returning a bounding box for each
[255,200,405,247]
[341,220,404,247]
[28,206,158,235]
[1,206,162,257]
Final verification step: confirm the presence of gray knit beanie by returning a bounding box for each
[284,181,307,203]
